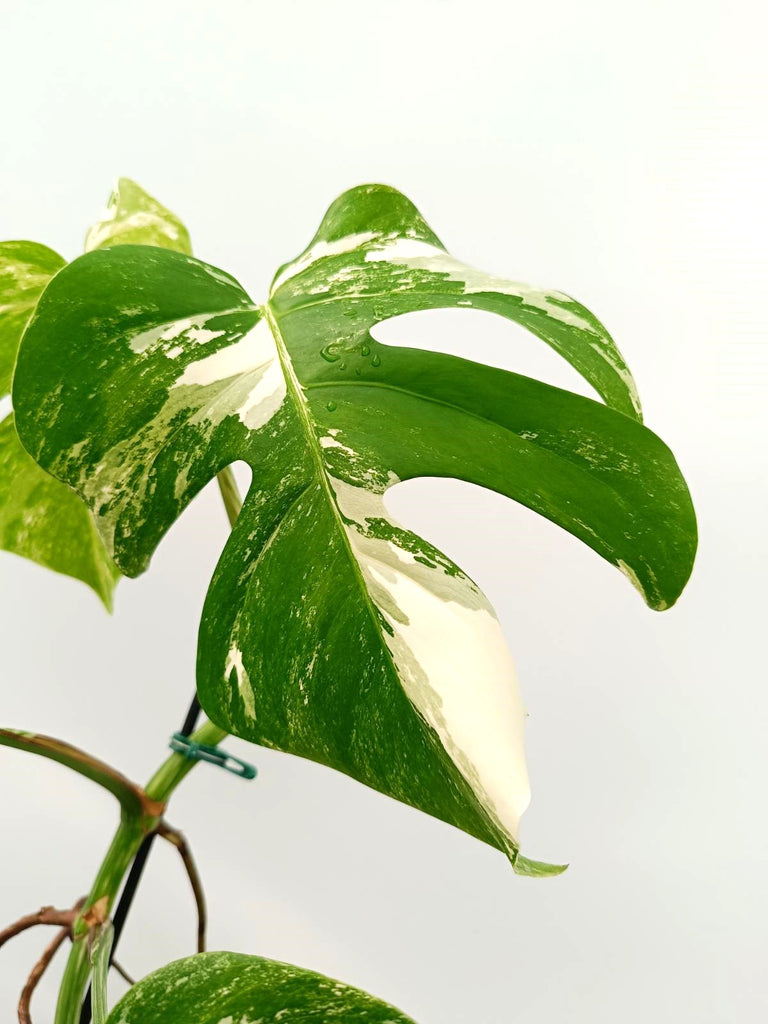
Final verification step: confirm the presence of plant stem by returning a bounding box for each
[145,719,227,804]
[55,469,242,1024]
[0,731,162,820]
[54,718,227,1024]
[89,923,114,1024]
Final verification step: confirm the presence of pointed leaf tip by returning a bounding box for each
[85,178,192,255]
[513,853,569,878]
[311,182,445,248]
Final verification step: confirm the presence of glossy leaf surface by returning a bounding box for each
[13,185,697,870]
[104,951,417,1024]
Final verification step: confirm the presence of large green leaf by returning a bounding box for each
[12,185,697,872]
[0,241,118,606]
[103,951,416,1024]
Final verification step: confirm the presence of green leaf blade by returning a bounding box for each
[104,951,418,1024]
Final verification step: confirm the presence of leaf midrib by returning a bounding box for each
[264,299,514,846]
[262,302,395,643]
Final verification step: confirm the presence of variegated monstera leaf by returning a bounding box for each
[12,183,696,873]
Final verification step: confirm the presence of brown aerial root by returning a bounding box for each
[4,897,85,1024]
[157,820,207,952]
[17,922,72,1024]
[3,896,139,1023]
[0,900,85,949]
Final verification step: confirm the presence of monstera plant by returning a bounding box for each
[0,179,697,1023]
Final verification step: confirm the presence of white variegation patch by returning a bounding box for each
[225,644,255,717]
[617,557,663,608]
[173,317,286,432]
[362,236,641,416]
[330,475,530,844]
[270,231,379,293]
[174,319,272,386]
[129,313,229,355]
[57,316,287,554]
[366,237,596,333]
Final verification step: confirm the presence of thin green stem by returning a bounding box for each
[216,466,243,528]
[89,922,114,1024]
[145,719,227,804]
[55,817,143,1024]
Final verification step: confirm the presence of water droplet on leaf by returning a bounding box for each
[326,400,338,412]
[320,344,341,363]
[361,343,370,356]
[371,353,381,367]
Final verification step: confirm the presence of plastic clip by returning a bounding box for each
[169,732,257,780]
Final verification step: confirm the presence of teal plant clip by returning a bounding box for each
[169,732,257,780]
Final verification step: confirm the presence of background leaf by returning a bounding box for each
[0,413,119,606]
[104,951,417,1024]
[1,181,190,605]
[85,177,193,254]
[0,241,65,395]
[0,241,118,606]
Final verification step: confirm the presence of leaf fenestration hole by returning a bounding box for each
[371,307,598,401]
[226,461,253,503]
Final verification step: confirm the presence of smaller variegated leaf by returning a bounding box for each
[0,241,118,606]
[104,952,417,1024]
[1,241,64,396]
[85,177,192,254]
[1,180,192,604]
[0,413,119,605]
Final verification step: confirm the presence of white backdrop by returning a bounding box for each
[1,1,765,1021]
